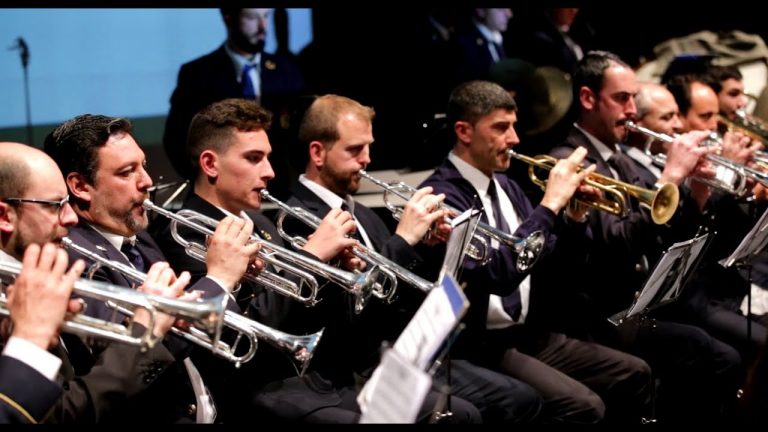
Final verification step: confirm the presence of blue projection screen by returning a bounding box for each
[0,9,312,129]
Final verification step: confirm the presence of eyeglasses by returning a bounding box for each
[3,195,71,221]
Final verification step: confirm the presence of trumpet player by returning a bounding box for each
[286,93,544,424]
[420,80,653,424]
[43,115,263,423]
[150,98,386,424]
[0,142,193,423]
[550,51,743,424]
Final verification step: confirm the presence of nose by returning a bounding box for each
[359,146,371,167]
[137,166,153,192]
[626,97,638,118]
[59,202,78,227]
[671,114,684,134]
[262,160,276,181]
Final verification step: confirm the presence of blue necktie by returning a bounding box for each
[488,181,521,321]
[121,240,146,273]
[241,63,258,100]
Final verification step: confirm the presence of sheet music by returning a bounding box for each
[623,234,710,319]
[720,206,768,268]
[358,349,432,424]
[438,208,482,283]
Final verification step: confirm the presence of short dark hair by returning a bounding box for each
[703,65,743,94]
[187,98,272,176]
[43,114,133,185]
[666,74,701,116]
[573,50,629,101]
[446,80,517,127]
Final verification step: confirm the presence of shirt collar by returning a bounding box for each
[87,223,135,251]
[223,43,262,83]
[475,22,503,45]
[574,123,621,162]
[299,174,355,211]
[448,151,495,197]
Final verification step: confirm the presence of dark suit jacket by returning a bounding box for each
[451,24,503,86]
[283,182,430,384]
[148,192,352,422]
[418,158,590,360]
[61,222,215,423]
[549,128,704,334]
[0,355,60,423]
[163,45,305,181]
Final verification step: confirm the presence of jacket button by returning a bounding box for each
[187,404,196,416]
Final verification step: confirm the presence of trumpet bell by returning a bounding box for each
[516,231,545,272]
[647,182,679,225]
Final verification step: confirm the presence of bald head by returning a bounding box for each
[634,82,683,136]
[0,142,47,199]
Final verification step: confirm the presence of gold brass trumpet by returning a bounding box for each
[506,148,679,225]
[0,258,225,352]
[143,200,382,314]
[358,170,545,272]
[61,237,323,370]
[260,189,435,295]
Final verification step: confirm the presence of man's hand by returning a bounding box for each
[205,215,262,292]
[303,208,358,262]
[541,146,595,214]
[134,262,192,338]
[7,243,85,350]
[395,186,451,246]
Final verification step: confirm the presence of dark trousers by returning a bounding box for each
[616,317,745,424]
[488,328,653,424]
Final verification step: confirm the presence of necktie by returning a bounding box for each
[487,180,521,320]
[121,240,146,273]
[241,63,258,100]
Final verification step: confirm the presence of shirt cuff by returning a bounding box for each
[2,336,62,381]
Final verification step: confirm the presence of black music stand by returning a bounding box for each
[719,205,768,340]
[609,233,711,326]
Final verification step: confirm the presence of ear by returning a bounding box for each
[199,150,219,179]
[66,172,92,204]
[0,202,15,234]
[308,141,326,169]
[454,121,473,146]
[579,86,596,110]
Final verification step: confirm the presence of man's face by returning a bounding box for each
[638,87,683,137]
[680,82,719,132]
[318,113,373,196]
[85,133,152,237]
[480,8,513,32]
[718,78,747,119]
[214,129,275,214]
[229,8,272,55]
[7,159,77,259]
[589,64,638,145]
[464,109,519,176]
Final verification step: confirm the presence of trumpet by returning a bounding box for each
[61,237,322,369]
[718,111,768,171]
[143,200,381,314]
[260,189,435,295]
[0,259,225,353]
[506,148,679,225]
[625,121,768,195]
[359,170,545,272]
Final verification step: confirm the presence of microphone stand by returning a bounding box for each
[11,37,33,145]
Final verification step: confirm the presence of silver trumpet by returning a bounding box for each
[142,199,381,314]
[61,237,322,369]
[261,189,436,295]
[0,259,225,353]
[624,121,766,196]
[358,170,545,272]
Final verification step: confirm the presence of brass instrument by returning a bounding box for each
[0,258,226,353]
[261,189,435,295]
[61,237,322,370]
[143,200,381,314]
[506,148,679,225]
[718,111,768,170]
[359,170,545,272]
[625,121,768,195]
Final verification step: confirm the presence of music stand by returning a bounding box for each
[609,233,711,326]
[719,205,768,340]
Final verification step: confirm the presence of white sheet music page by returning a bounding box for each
[358,349,432,424]
[720,206,768,268]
